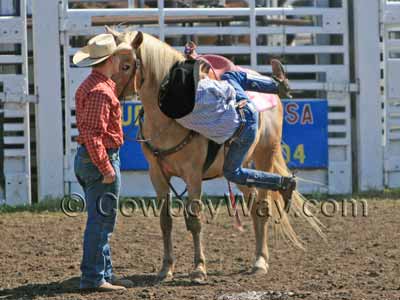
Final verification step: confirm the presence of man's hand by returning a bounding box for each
[102,172,116,184]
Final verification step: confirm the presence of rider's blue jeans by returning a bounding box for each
[221,71,283,190]
[74,145,121,289]
[221,71,279,102]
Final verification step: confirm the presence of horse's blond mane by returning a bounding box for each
[124,31,184,85]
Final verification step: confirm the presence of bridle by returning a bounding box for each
[117,47,144,100]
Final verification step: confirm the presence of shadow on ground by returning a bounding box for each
[0,274,159,299]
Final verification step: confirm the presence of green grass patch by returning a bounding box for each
[0,197,63,214]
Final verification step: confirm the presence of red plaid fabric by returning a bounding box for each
[75,70,123,176]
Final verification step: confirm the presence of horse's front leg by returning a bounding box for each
[149,166,175,281]
[185,175,207,284]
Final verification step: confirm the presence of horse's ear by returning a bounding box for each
[132,31,144,50]
[105,25,120,38]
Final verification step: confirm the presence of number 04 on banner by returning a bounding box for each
[282,144,306,165]
[282,99,328,169]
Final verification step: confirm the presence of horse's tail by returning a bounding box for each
[270,146,326,249]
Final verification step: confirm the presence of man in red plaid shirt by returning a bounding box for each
[73,33,133,292]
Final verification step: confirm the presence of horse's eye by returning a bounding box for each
[122,65,130,71]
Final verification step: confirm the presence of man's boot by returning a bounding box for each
[80,282,126,292]
[271,59,293,99]
[109,275,134,288]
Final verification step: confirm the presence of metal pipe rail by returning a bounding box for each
[62,7,345,30]
[60,1,355,195]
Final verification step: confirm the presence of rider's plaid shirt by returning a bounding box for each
[75,70,123,176]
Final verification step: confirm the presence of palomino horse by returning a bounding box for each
[108,28,323,283]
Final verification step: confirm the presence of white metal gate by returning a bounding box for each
[382,0,400,188]
[0,0,33,205]
[59,0,354,195]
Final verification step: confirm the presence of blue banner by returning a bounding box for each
[120,102,149,171]
[282,99,328,169]
[120,99,328,170]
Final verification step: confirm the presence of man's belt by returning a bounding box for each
[80,144,120,161]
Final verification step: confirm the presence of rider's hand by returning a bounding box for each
[102,171,116,184]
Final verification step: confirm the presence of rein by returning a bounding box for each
[119,47,147,142]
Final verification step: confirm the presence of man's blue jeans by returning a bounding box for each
[74,146,121,289]
[221,71,283,190]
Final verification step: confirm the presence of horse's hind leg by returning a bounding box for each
[149,166,175,281]
[238,183,270,275]
[252,191,271,275]
[236,183,270,275]
[185,175,207,284]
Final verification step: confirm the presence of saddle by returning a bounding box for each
[196,54,279,112]
[180,38,280,112]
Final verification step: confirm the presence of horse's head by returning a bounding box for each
[106,26,144,99]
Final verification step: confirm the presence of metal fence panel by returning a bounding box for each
[0,0,31,205]
[382,0,400,188]
[60,0,353,195]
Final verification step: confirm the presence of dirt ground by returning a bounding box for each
[0,198,399,300]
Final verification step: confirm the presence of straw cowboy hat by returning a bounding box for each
[73,33,132,67]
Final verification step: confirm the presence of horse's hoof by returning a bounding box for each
[250,257,269,276]
[189,268,207,285]
[157,270,174,282]
[250,265,269,276]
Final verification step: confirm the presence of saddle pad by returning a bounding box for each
[198,54,278,112]
[237,66,279,112]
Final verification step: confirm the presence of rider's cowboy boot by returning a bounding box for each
[271,59,293,99]
[279,175,297,213]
